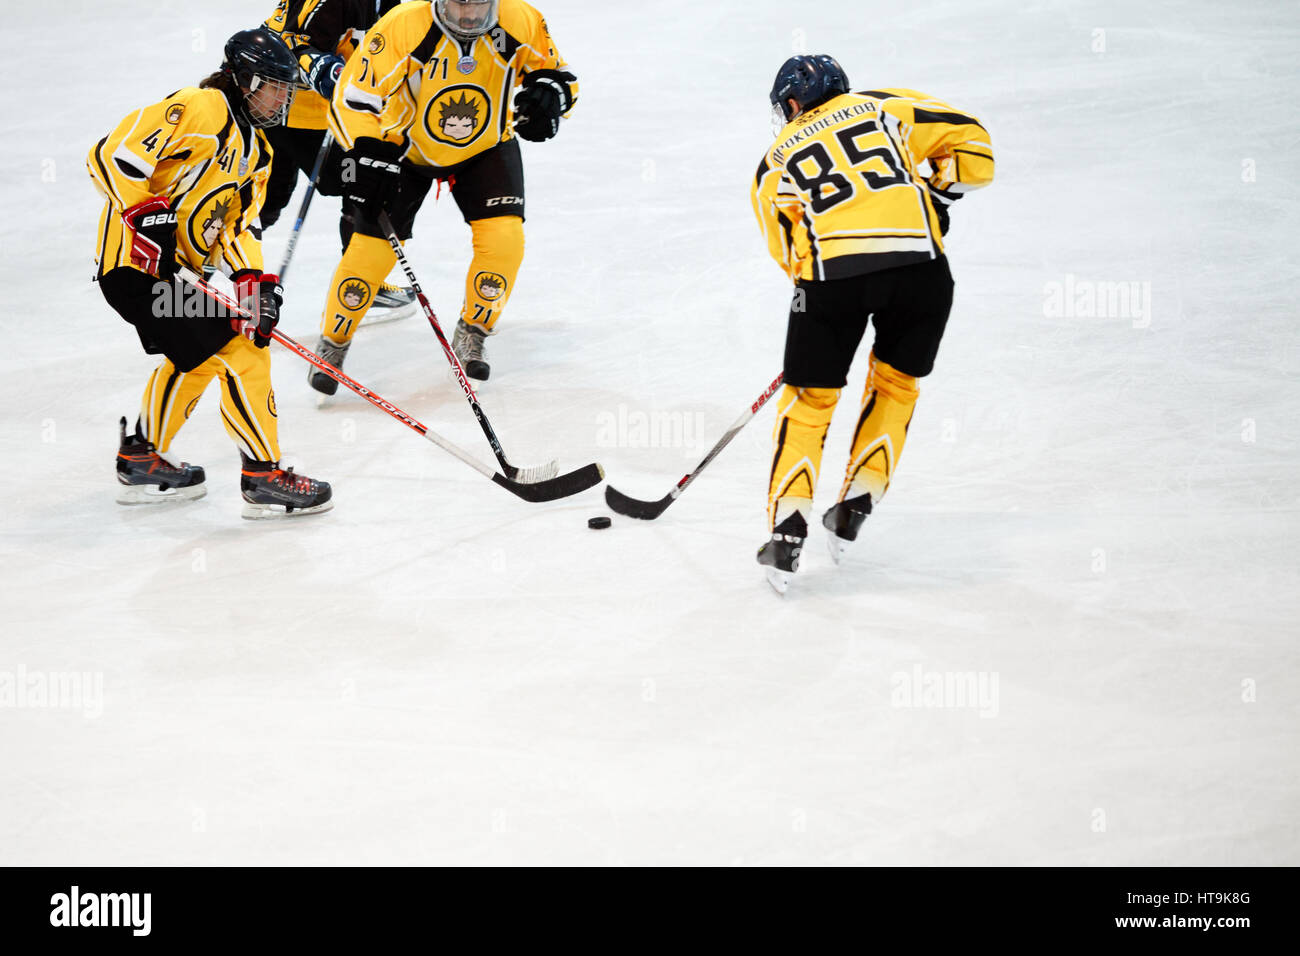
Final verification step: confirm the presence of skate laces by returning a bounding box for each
[269,467,314,495]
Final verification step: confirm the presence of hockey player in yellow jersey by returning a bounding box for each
[751,55,994,592]
[261,0,417,320]
[306,0,578,392]
[88,27,332,518]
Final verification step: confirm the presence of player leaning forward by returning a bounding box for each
[88,27,333,517]
[308,0,577,392]
[752,55,993,590]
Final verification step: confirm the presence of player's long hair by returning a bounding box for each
[199,70,240,98]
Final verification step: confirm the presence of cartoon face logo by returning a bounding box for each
[337,277,371,311]
[200,198,231,250]
[439,93,479,140]
[368,33,385,55]
[423,85,491,147]
[475,271,507,301]
[186,184,237,253]
[267,390,277,418]
[166,104,185,125]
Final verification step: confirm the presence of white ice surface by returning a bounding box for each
[1,0,1297,865]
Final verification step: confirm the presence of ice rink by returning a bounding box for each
[2,0,1297,865]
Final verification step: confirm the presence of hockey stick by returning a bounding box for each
[604,372,785,520]
[277,133,333,282]
[376,210,560,483]
[176,267,603,503]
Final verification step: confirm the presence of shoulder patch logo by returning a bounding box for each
[423,84,492,147]
[337,277,372,311]
[165,104,185,125]
[368,33,385,54]
[267,390,277,418]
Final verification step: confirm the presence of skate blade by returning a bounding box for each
[362,303,416,325]
[826,535,849,565]
[240,499,335,520]
[315,393,330,409]
[116,483,207,505]
[764,567,792,595]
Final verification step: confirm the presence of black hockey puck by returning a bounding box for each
[587,516,612,530]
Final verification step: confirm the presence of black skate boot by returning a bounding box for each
[308,336,349,396]
[115,417,206,505]
[756,512,807,595]
[451,318,490,381]
[363,282,418,324]
[822,493,872,565]
[239,454,333,519]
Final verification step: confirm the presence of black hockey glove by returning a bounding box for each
[232,271,283,349]
[123,196,178,279]
[343,137,403,215]
[513,69,576,142]
[927,181,959,237]
[306,53,345,99]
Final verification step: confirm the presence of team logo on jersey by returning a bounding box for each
[475,271,507,301]
[267,390,277,418]
[187,185,238,253]
[337,277,372,311]
[423,85,491,147]
[368,33,385,54]
[165,104,185,125]
[457,55,476,74]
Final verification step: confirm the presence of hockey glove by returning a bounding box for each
[513,69,576,142]
[232,271,283,349]
[926,180,960,237]
[306,53,345,99]
[123,196,178,279]
[343,137,403,215]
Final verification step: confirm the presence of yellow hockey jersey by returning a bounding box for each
[264,0,372,130]
[752,89,994,282]
[330,0,576,169]
[88,87,270,277]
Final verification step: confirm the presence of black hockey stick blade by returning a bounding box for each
[495,462,605,502]
[604,483,676,520]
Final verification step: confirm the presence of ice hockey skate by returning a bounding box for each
[307,335,349,396]
[362,281,418,325]
[451,318,490,381]
[240,455,333,519]
[115,417,207,505]
[822,494,871,564]
[757,512,806,595]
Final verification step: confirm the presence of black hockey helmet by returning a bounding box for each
[221,26,299,127]
[769,54,851,124]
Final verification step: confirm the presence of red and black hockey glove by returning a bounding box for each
[513,69,576,142]
[232,271,283,349]
[122,196,178,279]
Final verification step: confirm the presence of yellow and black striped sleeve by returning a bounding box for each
[328,3,428,149]
[87,93,203,212]
[751,154,804,278]
[510,1,579,112]
[875,88,994,197]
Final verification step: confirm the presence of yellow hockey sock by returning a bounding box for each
[139,358,214,454]
[320,234,398,344]
[838,352,919,503]
[766,384,839,530]
[460,215,523,332]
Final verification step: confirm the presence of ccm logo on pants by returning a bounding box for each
[485,196,523,207]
